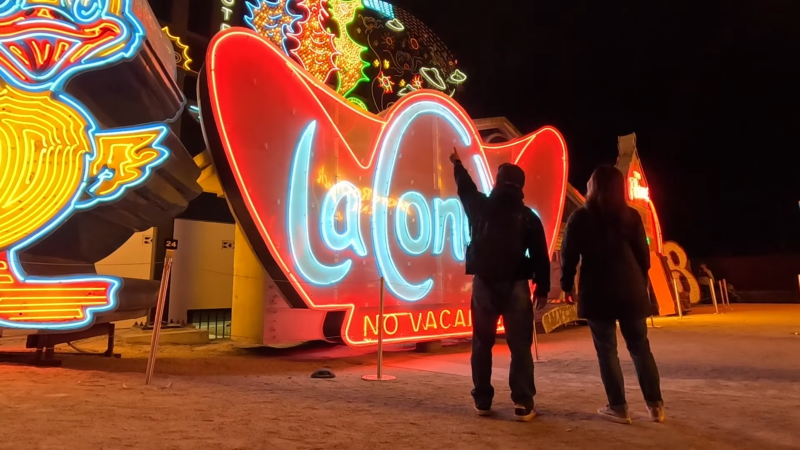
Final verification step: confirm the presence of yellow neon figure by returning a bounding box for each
[0,85,168,329]
[0,85,166,248]
[0,0,172,331]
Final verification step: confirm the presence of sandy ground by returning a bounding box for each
[1,304,799,450]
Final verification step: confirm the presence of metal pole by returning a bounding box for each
[377,276,384,379]
[362,277,395,381]
[722,279,731,309]
[145,251,174,385]
[672,278,682,318]
[709,278,720,314]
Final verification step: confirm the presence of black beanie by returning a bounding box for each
[496,163,525,189]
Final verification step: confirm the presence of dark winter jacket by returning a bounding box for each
[561,205,652,320]
[454,161,550,297]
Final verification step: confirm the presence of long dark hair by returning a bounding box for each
[585,165,628,227]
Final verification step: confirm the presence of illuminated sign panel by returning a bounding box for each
[200,29,568,346]
[220,0,237,30]
[620,156,662,254]
[663,240,701,305]
[628,171,650,202]
[0,1,170,330]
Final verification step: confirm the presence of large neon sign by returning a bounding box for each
[199,29,568,346]
[0,1,170,330]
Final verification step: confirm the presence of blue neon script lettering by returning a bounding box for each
[395,191,432,255]
[320,181,368,256]
[286,103,482,300]
[432,198,465,260]
[372,101,472,301]
[287,121,352,284]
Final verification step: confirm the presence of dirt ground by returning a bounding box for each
[1,304,799,450]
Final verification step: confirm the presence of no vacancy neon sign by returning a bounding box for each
[199,29,569,346]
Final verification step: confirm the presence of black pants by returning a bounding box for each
[587,318,663,409]
[471,276,535,409]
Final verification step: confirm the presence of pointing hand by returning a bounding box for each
[450,147,461,164]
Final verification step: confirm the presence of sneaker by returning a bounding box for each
[514,404,537,422]
[647,406,666,423]
[474,403,492,417]
[597,405,632,424]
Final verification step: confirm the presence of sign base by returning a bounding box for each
[361,374,396,381]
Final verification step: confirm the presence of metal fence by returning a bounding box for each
[187,308,232,340]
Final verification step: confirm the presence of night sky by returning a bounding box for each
[392,0,800,258]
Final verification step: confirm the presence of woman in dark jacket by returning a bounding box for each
[561,165,665,424]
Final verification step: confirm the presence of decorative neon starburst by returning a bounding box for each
[377,71,394,93]
[287,0,341,83]
[411,74,422,89]
[245,0,302,52]
[161,27,193,72]
[329,0,369,96]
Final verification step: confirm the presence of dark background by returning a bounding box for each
[391,0,800,259]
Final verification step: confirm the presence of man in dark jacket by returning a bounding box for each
[450,148,550,422]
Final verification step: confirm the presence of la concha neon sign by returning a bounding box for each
[199,29,568,346]
[0,1,170,330]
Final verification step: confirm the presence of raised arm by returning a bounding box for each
[450,148,484,217]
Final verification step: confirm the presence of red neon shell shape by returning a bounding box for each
[201,29,568,346]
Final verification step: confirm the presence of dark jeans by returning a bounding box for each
[587,318,663,410]
[471,276,535,409]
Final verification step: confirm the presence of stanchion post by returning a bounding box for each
[709,278,720,314]
[533,322,547,363]
[377,276,384,378]
[722,279,731,309]
[672,278,683,319]
[145,240,177,385]
[362,277,395,381]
